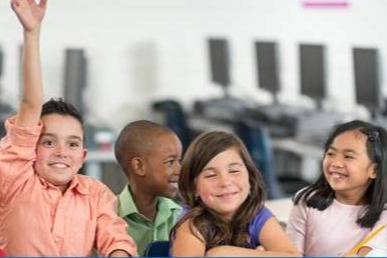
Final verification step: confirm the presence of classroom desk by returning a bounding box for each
[85,150,115,180]
[188,116,234,133]
[272,138,323,182]
[271,138,322,159]
[265,197,293,227]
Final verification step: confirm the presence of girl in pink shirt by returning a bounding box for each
[287,120,387,256]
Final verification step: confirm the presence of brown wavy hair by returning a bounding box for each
[172,131,267,249]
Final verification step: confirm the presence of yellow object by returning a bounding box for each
[345,224,386,256]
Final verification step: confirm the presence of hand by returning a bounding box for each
[109,249,132,257]
[357,246,372,256]
[11,0,47,32]
[256,245,266,254]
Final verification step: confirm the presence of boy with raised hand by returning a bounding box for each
[0,0,137,256]
[115,120,183,256]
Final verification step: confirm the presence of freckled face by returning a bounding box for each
[195,148,250,221]
[34,114,87,192]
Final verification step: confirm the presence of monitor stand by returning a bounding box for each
[293,98,350,146]
[193,83,257,121]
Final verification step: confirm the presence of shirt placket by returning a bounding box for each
[52,193,70,253]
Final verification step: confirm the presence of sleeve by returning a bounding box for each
[286,202,308,255]
[0,117,42,202]
[95,184,138,256]
[249,206,273,248]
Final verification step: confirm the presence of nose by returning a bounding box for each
[54,143,69,158]
[329,156,344,169]
[218,173,232,187]
[172,161,181,176]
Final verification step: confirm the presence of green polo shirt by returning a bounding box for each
[117,185,182,256]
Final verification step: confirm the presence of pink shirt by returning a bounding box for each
[0,117,137,256]
[287,198,387,256]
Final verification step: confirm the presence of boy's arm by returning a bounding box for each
[11,0,47,127]
[96,186,138,257]
[0,0,48,201]
[109,249,132,257]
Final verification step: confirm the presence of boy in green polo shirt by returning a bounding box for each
[114,120,183,256]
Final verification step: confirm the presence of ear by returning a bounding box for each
[82,148,88,161]
[370,164,377,179]
[130,157,146,176]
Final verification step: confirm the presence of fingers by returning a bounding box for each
[39,0,47,9]
[11,0,47,9]
[11,0,47,31]
[10,0,20,9]
[26,0,47,8]
[11,0,27,11]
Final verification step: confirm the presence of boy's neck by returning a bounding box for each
[129,185,158,221]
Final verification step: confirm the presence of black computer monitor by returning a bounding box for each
[208,38,230,97]
[0,46,3,79]
[255,41,280,103]
[353,47,383,117]
[299,44,326,109]
[64,49,87,116]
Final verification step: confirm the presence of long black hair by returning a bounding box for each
[294,120,387,228]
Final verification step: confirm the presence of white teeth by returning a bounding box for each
[331,172,346,179]
[51,163,67,168]
[169,182,178,188]
[218,192,235,197]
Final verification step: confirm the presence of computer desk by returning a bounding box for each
[85,150,115,180]
[265,197,293,228]
[271,138,322,159]
[272,138,323,182]
[188,116,234,133]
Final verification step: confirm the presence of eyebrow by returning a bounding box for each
[165,154,180,158]
[40,133,83,142]
[328,146,358,155]
[203,162,244,171]
[229,162,243,166]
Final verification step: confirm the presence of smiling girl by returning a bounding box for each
[171,131,300,256]
[287,120,387,256]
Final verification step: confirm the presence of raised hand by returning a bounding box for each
[11,0,46,127]
[11,0,47,32]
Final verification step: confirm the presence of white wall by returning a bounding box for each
[1,0,387,131]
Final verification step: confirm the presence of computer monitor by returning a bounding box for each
[353,47,383,117]
[299,44,326,109]
[64,49,87,116]
[0,46,3,79]
[255,41,280,103]
[208,38,230,97]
